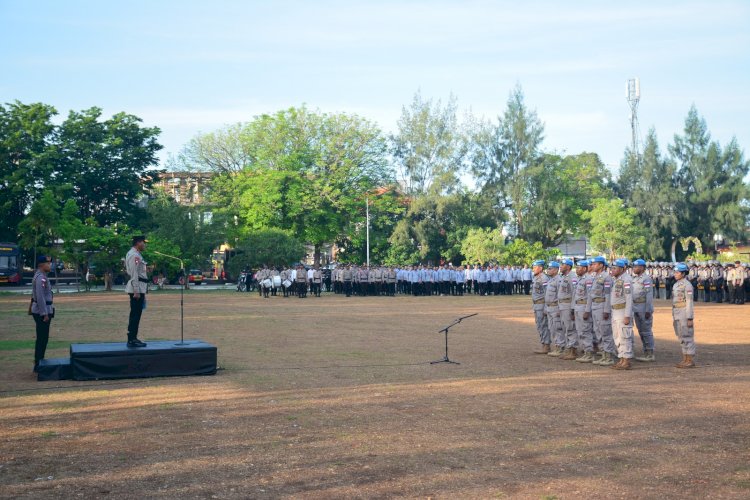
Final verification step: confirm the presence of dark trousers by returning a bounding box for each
[524,280,531,295]
[33,313,51,363]
[128,293,144,340]
[344,281,352,297]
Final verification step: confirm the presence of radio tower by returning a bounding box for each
[626,78,641,162]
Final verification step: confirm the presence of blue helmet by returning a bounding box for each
[675,262,689,273]
[562,258,574,267]
[577,259,590,267]
[633,258,646,267]
[592,256,607,265]
[532,260,545,267]
[548,261,560,268]
[613,258,629,268]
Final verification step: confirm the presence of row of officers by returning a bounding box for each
[530,257,700,371]
[643,261,749,304]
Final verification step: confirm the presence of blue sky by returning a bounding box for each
[2,0,748,176]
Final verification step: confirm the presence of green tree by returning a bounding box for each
[669,105,750,247]
[391,91,465,195]
[226,229,305,276]
[618,129,680,259]
[55,107,163,226]
[580,198,647,261]
[499,239,560,267]
[470,84,545,237]
[18,190,60,264]
[460,228,506,265]
[0,101,57,242]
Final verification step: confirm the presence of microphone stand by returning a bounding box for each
[430,313,477,365]
[151,251,188,346]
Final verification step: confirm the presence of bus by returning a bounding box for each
[0,243,23,286]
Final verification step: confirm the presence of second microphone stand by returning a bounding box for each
[431,313,477,365]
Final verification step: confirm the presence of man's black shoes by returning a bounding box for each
[127,339,147,348]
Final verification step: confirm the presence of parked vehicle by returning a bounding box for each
[0,243,23,286]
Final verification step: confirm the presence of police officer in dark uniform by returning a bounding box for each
[31,255,54,371]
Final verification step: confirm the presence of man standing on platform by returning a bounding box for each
[125,235,149,348]
[31,255,54,371]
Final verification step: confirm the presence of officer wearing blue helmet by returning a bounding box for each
[630,259,656,362]
[672,262,696,368]
[557,259,578,360]
[545,261,564,357]
[572,260,595,362]
[530,260,551,354]
[585,256,616,366]
[610,258,634,370]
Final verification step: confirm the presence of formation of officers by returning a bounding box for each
[530,257,711,371]
[644,261,748,304]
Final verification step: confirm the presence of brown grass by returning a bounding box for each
[0,290,749,499]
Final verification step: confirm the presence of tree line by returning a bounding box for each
[2,86,749,284]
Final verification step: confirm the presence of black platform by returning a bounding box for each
[37,357,73,381]
[70,340,217,381]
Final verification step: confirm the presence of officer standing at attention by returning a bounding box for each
[630,259,656,362]
[531,260,551,354]
[672,263,696,368]
[609,259,634,370]
[295,265,307,298]
[585,256,616,367]
[31,255,54,371]
[558,259,578,360]
[312,266,323,297]
[545,261,564,357]
[125,235,149,347]
[572,260,595,363]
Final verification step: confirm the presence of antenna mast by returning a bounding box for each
[626,78,641,163]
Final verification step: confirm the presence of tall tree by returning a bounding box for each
[669,106,750,247]
[391,91,465,196]
[580,198,647,261]
[619,129,680,259]
[56,107,162,226]
[0,101,57,241]
[470,84,544,237]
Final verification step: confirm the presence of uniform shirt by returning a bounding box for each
[504,268,514,283]
[522,268,533,281]
[312,270,322,283]
[531,272,549,311]
[544,273,560,311]
[296,269,307,283]
[125,247,148,294]
[586,270,612,314]
[31,269,54,316]
[572,273,590,312]
[557,271,574,309]
[630,272,654,313]
[610,273,633,318]
[672,277,694,320]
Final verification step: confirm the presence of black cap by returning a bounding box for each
[36,255,50,265]
[132,235,147,245]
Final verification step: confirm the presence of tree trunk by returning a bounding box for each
[314,244,321,267]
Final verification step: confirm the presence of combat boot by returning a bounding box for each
[547,346,563,357]
[576,351,594,363]
[612,358,632,370]
[534,344,551,354]
[676,354,695,368]
[561,348,578,360]
[591,352,606,365]
[635,349,655,362]
[598,352,615,367]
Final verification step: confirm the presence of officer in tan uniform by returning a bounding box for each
[295,265,307,298]
[312,266,323,297]
[342,265,353,297]
[558,259,578,360]
[531,260,551,354]
[573,260,595,363]
[672,263,696,368]
[631,259,655,362]
[585,256,615,367]
[125,235,149,347]
[609,258,634,370]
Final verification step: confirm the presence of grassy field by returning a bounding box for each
[1,290,749,499]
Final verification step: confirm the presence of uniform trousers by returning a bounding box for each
[546,307,563,347]
[559,306,576,348]
[32,313,51,363]
[633,310,655,351]
[534,308,550,345]
[574,309,594,352]
[611,311,634,359]
[672,317,696,355]
[591,308,616,354]
[128,293,144,340]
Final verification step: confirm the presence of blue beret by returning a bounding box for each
[592,256,607,265]
[633,259,646,266]
[562,259,574,267]
[675,263,689,273]
[548,261,560,268]
[532,260,545,267]
[36,255,50,265]
[577,259,590,267]
[613,258,629,268]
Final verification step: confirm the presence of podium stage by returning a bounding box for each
[37,340,217,381]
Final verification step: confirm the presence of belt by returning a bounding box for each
[633,298,646,303]
[674,302,687,308]
[546,301,558,307]
[575,299,587,304]
[612,303,626,310]
[45,301,53,305]
[533,298,545,304]
[559,298,572,303]
[592,297,606,303]
[138,277,150,283]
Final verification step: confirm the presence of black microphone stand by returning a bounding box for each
[152,251,188,346]
[430,313,477,365]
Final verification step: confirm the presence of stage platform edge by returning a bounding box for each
[37,357,73,381]
[70,339,217,381]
